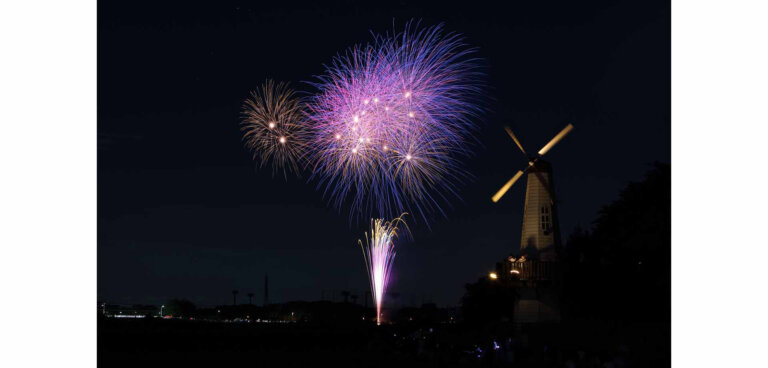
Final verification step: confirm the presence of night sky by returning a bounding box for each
[98,0,670,307]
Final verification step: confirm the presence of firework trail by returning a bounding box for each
[241,80,309,178]
[358,213,409,325]
[307,21,485,223]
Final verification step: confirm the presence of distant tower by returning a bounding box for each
[263,274,269,307]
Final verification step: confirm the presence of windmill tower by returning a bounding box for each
[492,124,573,261]
[490,123,573,324]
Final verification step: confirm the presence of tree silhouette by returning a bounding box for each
[247,293,254,305]
[461,277,518,325]
[562,162,670,322]
[232,290,238,305]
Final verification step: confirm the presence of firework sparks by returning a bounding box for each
[241,80,309,178]
[358,213,409,325]
[307,22,485,222]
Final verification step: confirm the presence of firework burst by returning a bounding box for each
[241,80,309,178]
[307,22,485,222]
[358,213,409,325]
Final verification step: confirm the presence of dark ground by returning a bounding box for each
[98,317,669,367]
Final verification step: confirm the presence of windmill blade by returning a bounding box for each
[492,170,525,203]
[504,126,527,156]
[538,123,574,156]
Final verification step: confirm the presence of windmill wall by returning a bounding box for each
[520,161,561,261]
[500,259,562,324]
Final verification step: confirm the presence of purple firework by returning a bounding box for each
[307,22,485,222]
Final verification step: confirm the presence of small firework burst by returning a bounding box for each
[241,80,308,177]
[358,213,409,325]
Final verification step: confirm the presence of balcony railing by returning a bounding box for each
[500,259,558,281]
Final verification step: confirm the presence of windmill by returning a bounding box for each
[491,123,574,261]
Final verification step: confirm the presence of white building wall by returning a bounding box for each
[520,171,556,256]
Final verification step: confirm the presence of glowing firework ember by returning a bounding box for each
[358,214,409,325]
[307,22,485,222]
[241,80,308,178]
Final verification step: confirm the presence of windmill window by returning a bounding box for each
[540,206,552,233]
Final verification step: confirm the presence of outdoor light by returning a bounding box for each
[489,272,498,279]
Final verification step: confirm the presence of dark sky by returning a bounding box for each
[98,0,670,307]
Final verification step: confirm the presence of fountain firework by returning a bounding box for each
[358,213,409,325]
[307,22,485,222]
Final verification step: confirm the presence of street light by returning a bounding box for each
[160,305,165,317]
[489,272,498,280]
